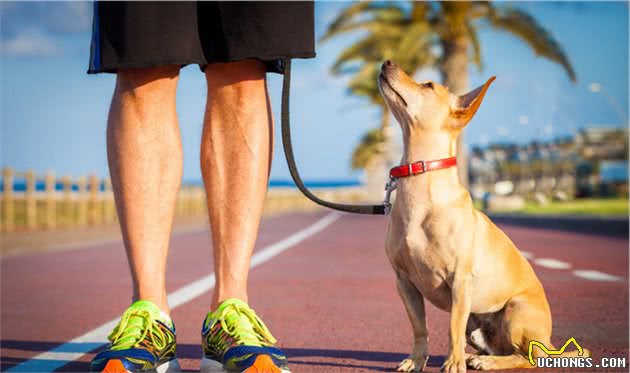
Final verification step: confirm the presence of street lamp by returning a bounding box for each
[589,82,628,125]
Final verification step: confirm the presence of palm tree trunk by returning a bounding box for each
[440,36,470,188]
[365,108,395,202]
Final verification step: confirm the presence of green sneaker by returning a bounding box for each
[90,300,179,372]
[200,299,289,373]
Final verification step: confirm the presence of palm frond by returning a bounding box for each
[325,1,372,35]
[439,2,473,39]
[466,22,483,70]
[393,22,434,73]
[347,63,383,104]
[410,2,431,23]
[321,2,405,42]
[330,34,398,74]
[323,19,405,42]
[488,7,576,82]
[469,1,493,20]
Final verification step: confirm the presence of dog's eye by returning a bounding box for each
[422,82,434,89]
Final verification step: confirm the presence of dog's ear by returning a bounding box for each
[448,76,495,130]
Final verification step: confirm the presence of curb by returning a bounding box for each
[488,213,629,238]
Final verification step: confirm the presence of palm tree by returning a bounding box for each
[351,127,385,170]
[323,1,576,186]
[321,3,434,171]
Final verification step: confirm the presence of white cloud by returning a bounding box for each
[0,2,91,58]
[1,2,92,36]
[1,29,61,57]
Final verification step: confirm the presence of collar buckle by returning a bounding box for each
[415,160,426,175]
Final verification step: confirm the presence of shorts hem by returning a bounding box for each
[87,52,316,75]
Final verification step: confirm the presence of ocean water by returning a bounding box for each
[0,179,363,192]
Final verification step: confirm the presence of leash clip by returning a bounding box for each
[383,177,398,215]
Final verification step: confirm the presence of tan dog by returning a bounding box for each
[378,60,589,372]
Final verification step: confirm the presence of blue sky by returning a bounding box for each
[1,1,628,182]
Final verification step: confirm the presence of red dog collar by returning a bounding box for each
[389,157,457,179]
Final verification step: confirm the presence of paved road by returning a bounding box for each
[1,211,628,372]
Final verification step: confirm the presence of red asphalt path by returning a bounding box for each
[1,211,628,372]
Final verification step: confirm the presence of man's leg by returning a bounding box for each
[199,59,287,373]
[107,66,182,313]
[91,66,182,373]
[201,60,272,309]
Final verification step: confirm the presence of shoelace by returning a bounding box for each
[208,303,277,352]
[108,309,169,351]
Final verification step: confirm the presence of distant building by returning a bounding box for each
[574,127,628,197]
[574,127,628,161]
[469,126,628,199]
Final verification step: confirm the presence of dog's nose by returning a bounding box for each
[382,60,398,71]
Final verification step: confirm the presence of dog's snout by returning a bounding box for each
[382,60,394,70]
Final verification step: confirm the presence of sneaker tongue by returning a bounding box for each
[217,299,261,345]
[129,300,172,327]
[216,298,249,312]
[217,299,255,330]
[224,310,254,330]
[130,300,161,314]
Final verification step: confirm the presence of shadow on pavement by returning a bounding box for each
[288,353,445,371]
[0,339,104,372]
[284,348,445,369]
[1,340,447,372]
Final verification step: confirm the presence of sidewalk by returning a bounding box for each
[488,213,629,238]
[0,187,367,258]
[0,215,210,258]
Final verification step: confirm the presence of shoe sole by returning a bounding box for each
[101,358,181,373]
[200,355,290,373]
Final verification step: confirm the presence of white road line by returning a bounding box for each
[533,258,572,269]
[519,250,533,259]
[7,212,341,373]
[573,269,624,282]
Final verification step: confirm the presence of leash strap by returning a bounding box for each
[281,59,388,215]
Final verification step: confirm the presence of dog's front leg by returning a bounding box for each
[442,273,472,373]
[396,273,429,372]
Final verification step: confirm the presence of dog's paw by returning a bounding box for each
[441,354,466,373]
[466,354,499,370]
[397,355,428,372]
[466,354,485,370]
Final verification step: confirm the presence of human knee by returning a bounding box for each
[205,59,266,94]
[115,65,180,102]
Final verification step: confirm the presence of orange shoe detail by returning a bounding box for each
[102,359,128,373]
[242,354,282,373]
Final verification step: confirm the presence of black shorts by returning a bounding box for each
[88,1,315,74]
